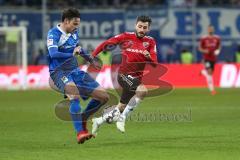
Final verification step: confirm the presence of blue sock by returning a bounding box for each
[69,99,84,133]
[83,99,101,120]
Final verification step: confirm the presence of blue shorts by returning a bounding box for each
[50,68,99,99]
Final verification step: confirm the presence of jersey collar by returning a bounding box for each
[57,24,68,35]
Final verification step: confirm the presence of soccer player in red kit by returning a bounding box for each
[91,15,157,134]
[198,25,221,95]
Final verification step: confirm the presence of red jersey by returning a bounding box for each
[199,35,221,62]
[92,32,157,77]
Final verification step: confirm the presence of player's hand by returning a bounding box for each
[90,57,102,70]
[202,49,209,54]
[73,46,82,56]
[214,49,220,56]
[143,50,151,58]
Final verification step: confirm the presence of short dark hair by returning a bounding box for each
[208,24,214,28]
[61,8,80,22]
[136,15,152,26]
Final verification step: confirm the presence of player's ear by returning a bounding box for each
[147,24,150,31]
[64,18,70,24]
[66,19,70,24]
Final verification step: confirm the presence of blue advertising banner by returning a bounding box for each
[161,8,240,39]
[0,10,125,39]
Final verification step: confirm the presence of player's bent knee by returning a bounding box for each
[49,78,59,92]
[66,94,80,100]
[136,86,148,99]
[136,90,148,99]
[64,83,79,96]
[91,87,109,104]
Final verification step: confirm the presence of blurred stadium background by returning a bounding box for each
[1,0,240,89]
[0,1,240,160]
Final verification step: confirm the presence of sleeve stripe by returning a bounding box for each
[48,45,58,49]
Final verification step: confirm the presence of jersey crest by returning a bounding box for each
[143,42,149,48]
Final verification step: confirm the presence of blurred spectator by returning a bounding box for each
[33,49,47,65]
[180,49,193,64]
[160,44,175,63]
[87,44,94,53]
[230,0,240,6]
[0,0,5,5]
[0,0,164,8]
[1,0,240,8]
[168,0,193,7]
[234,45,240,63]
[197,0,235,6]
[166,46,175,63]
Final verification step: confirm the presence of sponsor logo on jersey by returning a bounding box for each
[126,48,144,53]
[47,39,53,46]
[61,76,69,84]
[48,34,53,38]
[127,75,134,80]
[205,39,218,47]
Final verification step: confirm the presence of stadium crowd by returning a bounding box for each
[1,0,240,8]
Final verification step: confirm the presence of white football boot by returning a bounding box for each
[92,117,104,136]
[116,115,126,133]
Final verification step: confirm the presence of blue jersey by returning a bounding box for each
[47,25,79,73]
[47,24,99,96]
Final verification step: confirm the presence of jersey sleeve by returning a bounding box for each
[199,37,204,49]
[149,39,157,62]
[47,30,59,50]
[92,33,125,57]
[47,30,73,58]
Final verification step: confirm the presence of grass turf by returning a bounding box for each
[0,88,239,160]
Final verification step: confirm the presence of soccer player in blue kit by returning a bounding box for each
[47,8,109,144]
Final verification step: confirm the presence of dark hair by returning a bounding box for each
[136,15,152,26]
[61,8,80,22]
[208,24,214,28]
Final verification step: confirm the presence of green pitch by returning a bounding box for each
[0,88,239,160]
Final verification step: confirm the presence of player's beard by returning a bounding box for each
[136,31,145,38]
[209,31,214,35]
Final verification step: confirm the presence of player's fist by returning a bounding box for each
[91,57,102,70]
[88,57,102,71]
[214,49,220,56]
[73,46,82,56]
[143,50,151,58]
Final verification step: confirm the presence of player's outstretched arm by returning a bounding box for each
[198,46,209,54]
[92,33,124,57]
[74,46,102,69]
[48,47,73,58]
[198,38,209,54]
[47,31,73,59]
[142,50,152,59]
[74,46,94,62]
[146,40,158,62]
[214,38,221,56]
